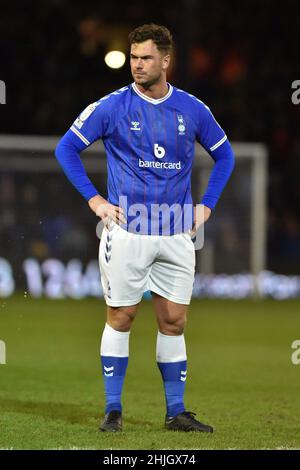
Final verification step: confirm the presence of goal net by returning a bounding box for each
[0,135,267,297]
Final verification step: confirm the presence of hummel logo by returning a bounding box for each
[130,121,141,131]
[105,233,112,263]
[107,281,111,299]
[180,370,187,382]
[104,365,114,376]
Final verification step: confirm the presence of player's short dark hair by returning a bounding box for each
[128,24,173,55]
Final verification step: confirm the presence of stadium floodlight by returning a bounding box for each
[104,51,126,69]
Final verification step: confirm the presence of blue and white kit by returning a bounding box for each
[56,83,234,304]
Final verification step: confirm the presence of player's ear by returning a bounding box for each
[162,54,171,70]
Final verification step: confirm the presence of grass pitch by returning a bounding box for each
[0,296,300,450]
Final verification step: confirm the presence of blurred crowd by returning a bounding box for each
[1,0,299,273]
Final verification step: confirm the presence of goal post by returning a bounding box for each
[0,135,267,278]
[193,142,268,277]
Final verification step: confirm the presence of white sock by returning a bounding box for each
[100,323,130,414]
[156,331,187,418]
[156,331,187,363]
[100,323,130,357]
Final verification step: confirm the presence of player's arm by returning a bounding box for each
[88,194,126,225]
[193,205,212,232]
[55,102,125,225]
[194,102,235,229]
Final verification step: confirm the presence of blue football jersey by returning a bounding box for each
[69,83,228,235]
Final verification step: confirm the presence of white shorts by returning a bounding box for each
[99,223,195,306]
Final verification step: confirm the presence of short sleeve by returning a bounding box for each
[196,102,227,154]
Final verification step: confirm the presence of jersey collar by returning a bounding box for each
[132,82,173,105]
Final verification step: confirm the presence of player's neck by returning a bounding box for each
[135,81,169,100]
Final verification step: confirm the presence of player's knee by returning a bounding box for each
[161,316,186,336]
[107,306,137,332]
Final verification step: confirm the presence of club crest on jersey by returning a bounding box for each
[130,121,141,131]
[177,114,186,135]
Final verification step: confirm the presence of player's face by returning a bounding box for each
[130,40,170,88]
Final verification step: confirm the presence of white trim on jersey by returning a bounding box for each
[210,134,227,152]
[70,126,90,146]
[132,82,173,104]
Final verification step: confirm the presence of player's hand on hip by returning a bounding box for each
[88,195,126,226]
[191,204,211,237]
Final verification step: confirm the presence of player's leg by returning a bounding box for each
[153,294,213,432]
[106,304,139,332]
[98,223,155,431]
[100,304,139,432]
[153,294,188,418]
[150,233,213,432]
